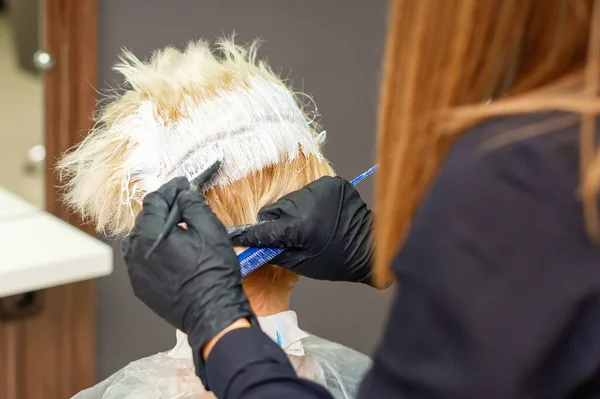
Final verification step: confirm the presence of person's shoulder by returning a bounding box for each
[300,334,372,376]
[300,334,371,399]
[71,352,206,398]
[302,334,371,362]
[441,111,581,201]
[394,111,598,284]
[414,111,592,257]
[455,111,581,168]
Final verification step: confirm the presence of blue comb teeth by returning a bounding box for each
[238,164,379,277]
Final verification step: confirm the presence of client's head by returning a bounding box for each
[56,38,334,316]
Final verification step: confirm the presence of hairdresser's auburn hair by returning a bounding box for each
[375,0,600,287]
[56,38,334,287]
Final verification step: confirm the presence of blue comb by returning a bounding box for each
[238,164,379,277]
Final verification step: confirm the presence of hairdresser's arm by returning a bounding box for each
[358,124,600,398]
[122,174,334,399]
[203,324,335,399]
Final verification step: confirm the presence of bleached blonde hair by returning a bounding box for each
[57,38,331,239]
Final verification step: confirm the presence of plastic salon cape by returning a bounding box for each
[71,311,371,399]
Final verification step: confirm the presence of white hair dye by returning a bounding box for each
[56,39,325,237]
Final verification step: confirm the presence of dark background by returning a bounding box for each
[97,0,391,380]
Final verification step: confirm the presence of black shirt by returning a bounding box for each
[206,112,600,399]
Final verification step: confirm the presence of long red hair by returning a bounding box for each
[375,0,600,286]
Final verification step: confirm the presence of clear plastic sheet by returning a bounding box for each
[71,334,371,399]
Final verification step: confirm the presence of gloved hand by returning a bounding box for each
[122,175,257,385]
[227,176,376,286]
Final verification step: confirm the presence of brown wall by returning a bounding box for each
[97,0,391,380]
[1,1,99,398]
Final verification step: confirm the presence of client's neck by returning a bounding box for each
[242,270,293,317]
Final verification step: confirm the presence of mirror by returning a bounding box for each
[0,0,45,208]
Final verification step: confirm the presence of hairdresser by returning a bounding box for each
[123,1,600,398]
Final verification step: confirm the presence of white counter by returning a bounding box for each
[0,187,113,298]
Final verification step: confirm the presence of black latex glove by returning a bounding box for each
[122,175,257,386]
[227,176,376,286]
